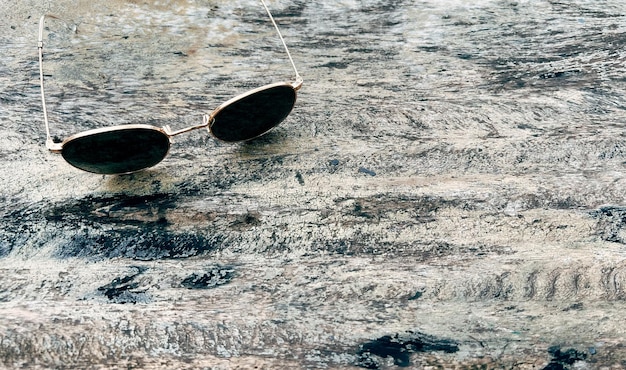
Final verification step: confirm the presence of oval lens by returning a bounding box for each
[210,84,296,142]
[61,126,170,174]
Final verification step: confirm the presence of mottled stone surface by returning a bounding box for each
[2,0,626,368]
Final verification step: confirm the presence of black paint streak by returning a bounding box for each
[43,194,222,260]
[97,266,151,304]
[355,331,459,369]
[319,61,349,69]
[590,206,626,244]
[352,202,374,219]
[562,302,583,311]
[539,70,581,80]
[295,171,305,186]
[45,193,178,227]
[1,201,47,257]
[229,211,262,231]
[542,346,588,370]
[58,228,219,261]
[181,265,234,289]
[408,291,423,301]
[336,194,461,221]
[0,243,9,258]
[358,167,377,176]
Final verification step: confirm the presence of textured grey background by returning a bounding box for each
[2,0,626,368]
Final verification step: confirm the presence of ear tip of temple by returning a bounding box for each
[293,77,303,90]
[46,139,63,152]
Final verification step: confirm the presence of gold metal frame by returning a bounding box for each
[164,81,302,137]
[37,0,303,161]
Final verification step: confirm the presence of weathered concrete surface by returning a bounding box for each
[2,0,626,368]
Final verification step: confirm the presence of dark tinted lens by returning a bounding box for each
[210,84,296,142]
[62,127,170,174]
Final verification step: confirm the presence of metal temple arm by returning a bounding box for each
[260,0,303,89]
[38,15,62,152]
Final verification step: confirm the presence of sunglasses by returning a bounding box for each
[37,0,302,175]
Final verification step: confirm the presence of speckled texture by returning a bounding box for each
[2,0,626,368]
